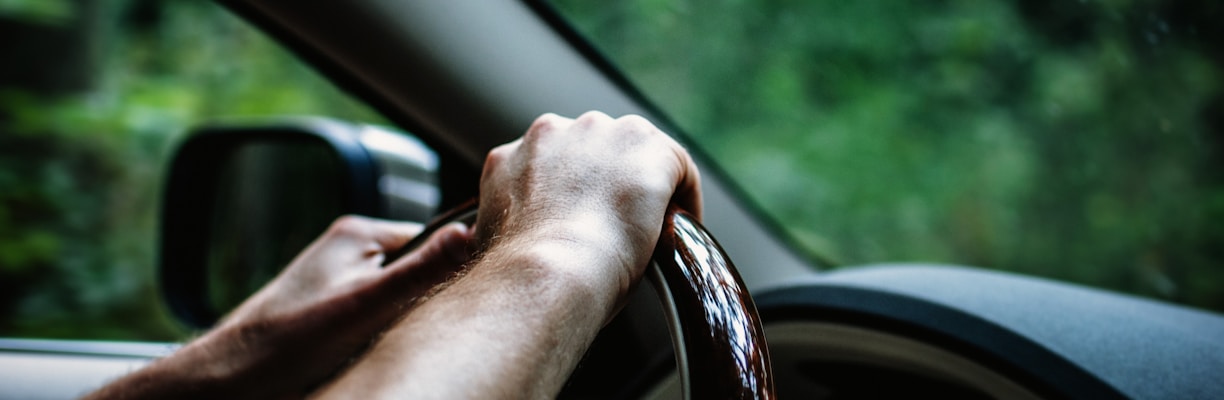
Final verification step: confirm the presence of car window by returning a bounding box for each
[0,1,384,340]
[546,0,1224,311]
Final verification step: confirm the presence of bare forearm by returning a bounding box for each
[85,317,329,400]
[85,218,473,400]
[312,111,697,398]
[313,239,620,399]
[82,332,246,400]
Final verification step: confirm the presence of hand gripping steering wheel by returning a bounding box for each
[392,200,776,399]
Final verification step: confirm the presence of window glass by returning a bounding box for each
[548,0,1224,310]
[0,1,384,340]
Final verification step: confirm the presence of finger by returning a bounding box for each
[310,217,422,271]
[365,219,427,253]
[322,215,424,251]
[379,223,474,299]
[670,143,703,220]
[384,222,473,273]
[614,115,702,219]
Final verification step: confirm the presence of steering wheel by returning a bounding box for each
[394,200,776,399]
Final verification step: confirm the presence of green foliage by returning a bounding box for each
[551,0,1224,310]
[0,1,383,340]
[0,0,72,26]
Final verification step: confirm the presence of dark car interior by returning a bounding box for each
[1,1,1222,399]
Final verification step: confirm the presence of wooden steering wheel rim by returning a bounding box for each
[650,205,775,399]
[396,201,776,399]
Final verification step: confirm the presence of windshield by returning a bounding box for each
[546,1,1224,311]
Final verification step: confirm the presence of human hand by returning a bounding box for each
[152,216,470,399]
[473,111,701,317]
[305,113,701,400]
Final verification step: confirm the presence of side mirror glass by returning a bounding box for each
[160,117,439,328]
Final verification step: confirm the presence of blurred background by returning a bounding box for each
[550,0,1224,309]
[0,0,1221,341]
[0,0,382,340]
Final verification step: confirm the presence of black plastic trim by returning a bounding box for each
[754,285,1129,400]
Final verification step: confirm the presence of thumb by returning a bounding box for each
[383,222,473,281]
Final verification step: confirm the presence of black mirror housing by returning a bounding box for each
[159,117,438,328]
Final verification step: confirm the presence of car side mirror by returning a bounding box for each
[159,117,440,328]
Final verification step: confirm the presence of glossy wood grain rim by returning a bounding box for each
[650,206,775,399]
[402,201,776,399]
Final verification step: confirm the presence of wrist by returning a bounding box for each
[169,322,291,399]
[481,232,627,323]
[173,329,253,395]
[87,335,240,399]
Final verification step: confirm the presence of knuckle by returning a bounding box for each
[328,215,368,237]
[617,114,655,132]
[616,115,666,145]
[526,115,564,144]
[483,145,510,174]
[529,113,561,133]
[522,126,549,144]
[575,110,611,126]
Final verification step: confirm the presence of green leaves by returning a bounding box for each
[0,1,384,340]
[551,0,1224,309]
[0,0,73,26]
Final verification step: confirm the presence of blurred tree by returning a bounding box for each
[0,1,384,340]
[549,0,1224,310]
